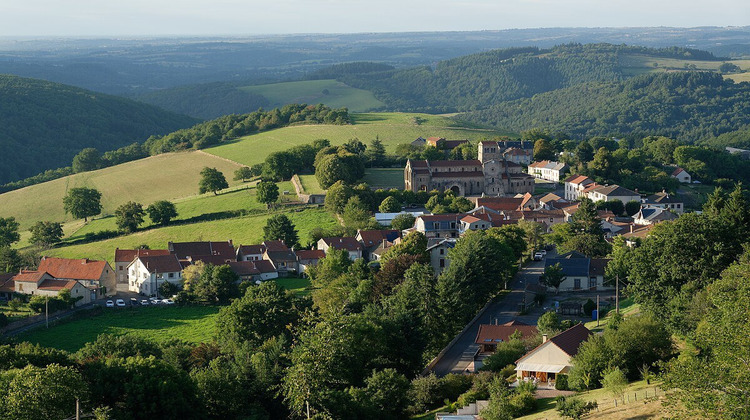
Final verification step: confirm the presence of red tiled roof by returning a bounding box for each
[357,230,400,247]
[115,248,170,263]
[461,215,482,223]
[12,270,49,283]
[581,183,602,194]
[189,254,235,265]
[137,255,183,273]
[262,240,291,252]
[528,160,551,168]
[476,197,524,212]
[549,323,592,356]
[38,257,108,281]
[409,159,429,168]
[564,174,593,185]
[296,249,326,260]
[672,167,685,176]
[226,261,261,276]
[321,237,363,252]
[38,279,79,291]
[0,275,15,293]
[475,321,538,345]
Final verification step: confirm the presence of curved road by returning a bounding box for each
[431,256,547,376]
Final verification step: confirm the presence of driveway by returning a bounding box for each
[431,255,548,376]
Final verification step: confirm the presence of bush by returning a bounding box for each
[499,364,516,380]
[0,312,8,327]
[555,374,569,390]
[556,396,597,420]
[583,299,596,316]
[480,340,526,372]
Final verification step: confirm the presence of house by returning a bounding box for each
[515,323,592,386]
[236,244,266,261]
[459,215,492,235]
[633,207,679,225]
[725,147,750,160]
[471,196,525,212]
[168,240,236,264]
[427,238,456,276]
[356,229,401,260]
[261,240,297,275]
[475,320,538,353]
[544,251,612,291]
[226,260,278,282]
[317,237,363,261]
[585,184,641,204]
[517,209,566,232]
[374,211,426,227]
[296,249,326,275]
[411,137,427,147]
[538,193,569,210]
[671,167,692,183]
[643,191,684,215]
[12,270,92,306]
[114,248,171,292]
[414,214,464,238]
[404,142,535,197]
[425,137,469,151]
[621,224,656,247]
[528,161,568,182]
[0,273,14,300]
[563,175,595,201]
[38,257,116,298]
[503,147,533,165]
[127,254,183,296]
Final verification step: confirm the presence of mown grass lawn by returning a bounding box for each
[16,305,221,354]
[275,276,312,296]
[363,168,405,190]
[240,79,385,112]
[297,175,325,194]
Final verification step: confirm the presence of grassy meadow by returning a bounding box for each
[206,112,510,168]
[46,207,337,264]
[363,168,404,190]
[0,151,245,231]
[16,305,220,353]
[240,79,384,112]
[619,54,750,77]
[297,174,325,194]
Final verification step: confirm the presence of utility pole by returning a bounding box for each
[596,295,600,327]
[616,275,620,314]
[76,398,80,420]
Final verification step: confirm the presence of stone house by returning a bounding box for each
[427,238,456,276]
[563,175,595,201]
[317,237,363,261]
[671,167,692,183]
[12,270,92,306]
[543,251,613,291]
[38,257,116,298]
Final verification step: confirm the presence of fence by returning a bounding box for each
[590,386,662,413]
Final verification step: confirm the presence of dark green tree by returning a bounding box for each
[29,221,64,247]
[575,141,594,164]
[324,181,354,214]
[342,196,371,229]
[0,364,88,420]
[390,213,416,231]
[540,263,565,294]
[198,167,229,195]
[624,200,641,216]
[366,137,387,166]
[146,200,178,225]
[72,147,102,173]
[63,187,102,222]
[262,214,299,247]
[114,201,145,233]
[256,180,279,208]
[0,217,20,247]
[233,166,254,182]
[536,311,561,335]
[533,138,556,161]
[192,264,240,304]
[379,196,402,213]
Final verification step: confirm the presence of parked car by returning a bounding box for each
[539,249,547,257]
[163,299,175,305]
[130,297,138,305]
[115,299,125,307]
[534,252,544,261]
[140,299,149,306]
[105,300,114,307]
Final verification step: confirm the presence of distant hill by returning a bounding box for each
[457,72,750,141]
[0,75,196,184]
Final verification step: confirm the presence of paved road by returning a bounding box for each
[431,256,547,376]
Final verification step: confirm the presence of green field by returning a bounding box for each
[16,305,221,353]
[275,276,312,296]
[363,168,405,190]
[240,79,384,112]
[46,207,337,265]
[206,112,510,168]
[0,151,245,231]
[298,174,325,194]
[619,54,750,77]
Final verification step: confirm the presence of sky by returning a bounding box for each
[0,0,747,37]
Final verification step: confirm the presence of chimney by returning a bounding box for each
[542,334,548,343]
[630,224,634,234]
[382,239,387,248]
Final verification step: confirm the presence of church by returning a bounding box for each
[404,141,536,196]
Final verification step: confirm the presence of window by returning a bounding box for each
[119,265,123,271]
[434,222,440,229]
[168,273,174,279]
[439,259,445,268]
[439,248,444,255]
[574,278,581,290]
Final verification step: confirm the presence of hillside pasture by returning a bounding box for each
[0,151,245,230]
[240,79,384,112]
[619,54,750,77]
[46,207,337,264]
[206,112,509,168]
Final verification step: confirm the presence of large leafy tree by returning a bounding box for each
[114,201,145,233]
[540,263,565,294]
[0,363,88,420]
[233,166,254,182]
[0,217,20,247]
[29,221,63,247]
[146,200,178,225]
[63,187,102,222]
[324,181,354,214]
[379,196,401,213]
[262,214,299,247]
[72,147,102,173]
[198,167,229,195]
[533,138,556,161]
[256,180,279,208]
[192,264,240,304]
[315,150,365,189]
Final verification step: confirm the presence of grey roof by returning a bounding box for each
[644,192,681,204]
[594,185,640,198]
[427,238,457,251]
[545,257,590,277]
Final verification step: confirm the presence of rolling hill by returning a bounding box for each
[0,75,197,184]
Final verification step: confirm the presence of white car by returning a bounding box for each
[115,299,126,307]
[163,299,175,305]
[534,252,544,261]
[105,300,114,307]
[140,299,149,306]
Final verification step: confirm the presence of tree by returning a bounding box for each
[262,214,299,247]
[719,62,740,74]
[63,187,102,222]
[540,263,565,294]
[536,311,561,335]
[1,364,88,420]
[366,137,387,166]
[575,141,594,164]
[192,264,240,304]
[256,180,279,208]
[624,200,641,216]
[29,221,63,247]
[114,201,145,233]
[233,166,254,182]
[159,281,179,298]
[379,196,402,213]
[390,213,415,231]
[601,367,627,399]
[342,196,371,229]
[533,139,556,161]
[555,396,597,420]
[349,369,410,419]
[72,147,102,173]
[315,151,365,189]
[146,200,178,225]
[325,181,354,214]
[198,167,229,195]
[568,334,613,390]
[0,217,20,247]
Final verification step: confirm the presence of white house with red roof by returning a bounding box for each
[11,270,92,305]
[563,174,595,201]
[114,248,171,292]
[671,167,692,183]
[515,323,592,387]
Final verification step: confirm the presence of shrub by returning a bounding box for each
[555,374,569,390]
[481,340,526,372]
[583,299,596,316]
[499,364,516,380]
[556,396,597,420]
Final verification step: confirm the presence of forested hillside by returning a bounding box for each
[0,75,196,184]
[333,44,720,112]
[459,72,750,141]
